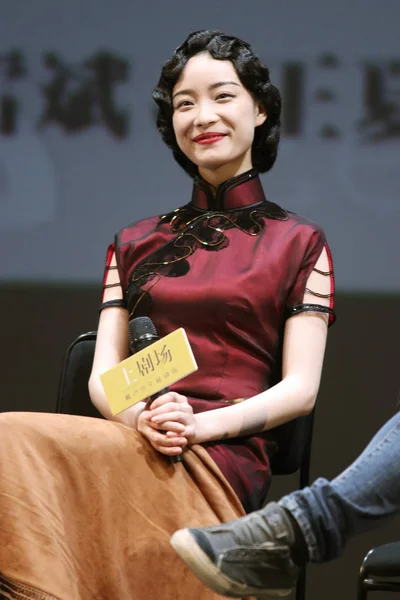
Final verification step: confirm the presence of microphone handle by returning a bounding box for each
[129,320,183,464]
[148,387,169,405]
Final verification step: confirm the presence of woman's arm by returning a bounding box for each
[192,309,328,443]
[193,246,332,442]
[88,251,146,428]
[150,247,332,444]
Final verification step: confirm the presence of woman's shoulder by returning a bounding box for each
[115,201,198,245]
[274,207,327,244]
[285,209,325,233]
[262,205,330,260]
[115,211,168,245]
[263,197,325,235]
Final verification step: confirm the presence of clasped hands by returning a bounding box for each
[136,391,195,456]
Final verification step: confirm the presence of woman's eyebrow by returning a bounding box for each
[172,81,240,100]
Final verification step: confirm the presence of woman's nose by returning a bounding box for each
[193,101,218,127]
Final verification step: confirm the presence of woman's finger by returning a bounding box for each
[144,403,177,418]
[159,436,187,448]
[150,433,186,454]
[148,402,187,418]
[165,432,188,447]
[156,445,184,456]
[151,411,186,425]
[150,420,185,433]
[150,392,187,411]
[147,429,186,447]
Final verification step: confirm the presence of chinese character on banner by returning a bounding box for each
[136,354,155,377]
[154,344,172,366]
[39,51,130,138]
[0,49,27,135]
[281,61,305,136]
[359,61,400,141]
[314,53,341,139]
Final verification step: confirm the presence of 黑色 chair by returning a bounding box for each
[357,542,400,599]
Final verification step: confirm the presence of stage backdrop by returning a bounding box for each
[0,0,399,290]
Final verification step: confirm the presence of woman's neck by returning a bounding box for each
[191,168,265,211]
[198,156,253,189]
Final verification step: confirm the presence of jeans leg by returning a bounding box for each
[279,411,400,562]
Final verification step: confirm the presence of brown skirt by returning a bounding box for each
[0,412,246,600]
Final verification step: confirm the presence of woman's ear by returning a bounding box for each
[255,103,267,127]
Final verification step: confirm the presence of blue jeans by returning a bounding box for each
[279,411,400,562]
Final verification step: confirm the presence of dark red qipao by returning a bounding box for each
[105,168,336,513]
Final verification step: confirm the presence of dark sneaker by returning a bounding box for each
[170,502,300,598]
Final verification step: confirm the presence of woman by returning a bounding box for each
[0,30,335,600]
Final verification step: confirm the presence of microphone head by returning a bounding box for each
[128,316,159,353]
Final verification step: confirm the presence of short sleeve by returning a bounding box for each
[100,242,127,310]
[286,229,336,326]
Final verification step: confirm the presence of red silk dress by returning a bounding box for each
[106,168,336,513]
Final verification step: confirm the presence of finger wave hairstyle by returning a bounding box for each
[152,30,282,178]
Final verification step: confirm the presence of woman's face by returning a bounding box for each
[172,53,266,185]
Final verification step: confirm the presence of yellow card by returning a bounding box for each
[100,328,198,416]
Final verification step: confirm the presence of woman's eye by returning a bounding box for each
[176,100,193,109]
[216,93,234,101]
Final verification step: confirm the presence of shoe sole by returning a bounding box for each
[170,529,293,599]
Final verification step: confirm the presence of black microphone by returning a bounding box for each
[128,316,183,464]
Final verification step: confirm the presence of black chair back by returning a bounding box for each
[57,332,101,418]
[270,412,315,487]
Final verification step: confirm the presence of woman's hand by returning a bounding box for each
[149,392,196,441]
[136,392,194,456]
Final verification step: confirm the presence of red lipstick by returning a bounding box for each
[193,132,227,145]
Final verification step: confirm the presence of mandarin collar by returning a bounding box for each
[190,168,266,211]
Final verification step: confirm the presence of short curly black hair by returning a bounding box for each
[152,30,281,178]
